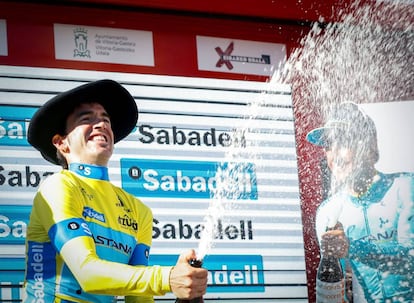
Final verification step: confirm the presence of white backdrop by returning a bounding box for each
[0,65,308,302]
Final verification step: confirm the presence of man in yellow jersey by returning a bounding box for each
[24,79,208,303]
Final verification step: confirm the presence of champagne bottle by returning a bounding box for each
[316,226,345,303]
[175,259,204,303]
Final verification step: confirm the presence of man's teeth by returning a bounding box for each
[92,136,106,142]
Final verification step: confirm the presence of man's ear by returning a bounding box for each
[52,134,68,153]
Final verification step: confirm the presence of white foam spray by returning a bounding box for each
[196,99,264,260]
[195,0,413,261]
[273,0,413,197]
[273,0,413,120]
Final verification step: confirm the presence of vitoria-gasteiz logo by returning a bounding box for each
[120,158,258,199]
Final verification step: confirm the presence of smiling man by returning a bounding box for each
[24,79,207,303]
[307,102,414,303]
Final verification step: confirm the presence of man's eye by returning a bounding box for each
[80,117,91,122]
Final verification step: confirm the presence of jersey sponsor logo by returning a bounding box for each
[349,225,398,243]
[66,221,93,237]
[82,206,105,222]
[93,234,133,255]
[118,214,138,231]
[80,187,94,201]
[67,221,80,230]
[121,158,258,199]
[115,196,133,213]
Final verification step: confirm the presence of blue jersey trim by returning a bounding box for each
[48,218,93,252]
[129,243,150,266]
[69,163,109,181]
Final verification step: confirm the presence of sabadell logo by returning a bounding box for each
[120,158,258,200]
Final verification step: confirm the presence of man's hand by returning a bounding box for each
[169,250,208,300]
[321,222,349,258]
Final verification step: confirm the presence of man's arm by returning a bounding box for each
[61,236,173,296]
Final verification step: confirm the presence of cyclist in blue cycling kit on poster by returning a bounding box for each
[307,102,414,303]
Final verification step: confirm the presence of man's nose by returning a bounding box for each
[94,118,107,129]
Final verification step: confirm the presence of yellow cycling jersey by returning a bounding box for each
[23,163,172,303]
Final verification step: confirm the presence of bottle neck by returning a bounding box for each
[322,253,340,260]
